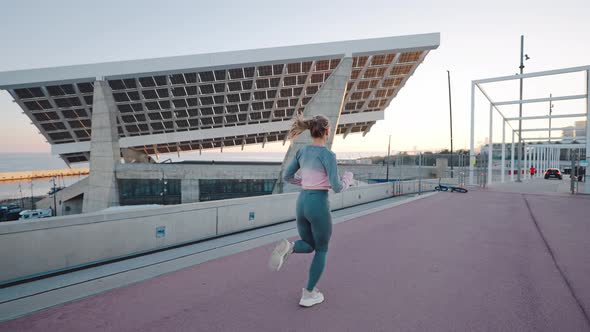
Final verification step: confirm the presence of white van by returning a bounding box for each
[19,208,53,220]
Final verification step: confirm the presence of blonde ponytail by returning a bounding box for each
[288,113,330,140]
[288,113,310,140]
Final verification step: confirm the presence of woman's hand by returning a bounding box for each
[342,171,353,183]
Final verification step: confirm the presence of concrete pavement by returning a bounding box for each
[1,190,589,331]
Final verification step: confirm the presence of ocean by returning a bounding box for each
[0,153,70,172]
[0,151,383,200]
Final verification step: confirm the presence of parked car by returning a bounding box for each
[544,168,563,180]
[18,208,53,220]
[0,205,22,222]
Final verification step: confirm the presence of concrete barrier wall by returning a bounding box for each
[0,204,219,282]
[0,180,427,284]
[342,182,392,206]
[216,193,298,235]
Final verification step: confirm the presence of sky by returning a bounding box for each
[0,0,588,157]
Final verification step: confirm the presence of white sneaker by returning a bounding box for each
[268,239,293,271]
[299,288,325,307]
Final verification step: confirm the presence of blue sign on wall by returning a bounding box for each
[249,212,255,221]
[156,226,166,238]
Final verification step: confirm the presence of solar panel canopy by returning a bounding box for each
[0,33,439,164]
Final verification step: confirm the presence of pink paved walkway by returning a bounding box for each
[1,191,590,332]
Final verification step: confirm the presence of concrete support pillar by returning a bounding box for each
[539,147,546,173]
[537,148,541,177]
[541,148,544,174]
[527,146,535,179]
[524,145,529,179]
[274,57,353,193]
[528,147,535,179]
[521,142,527,180]
[545,148,549,173]
[525,146,533,179]
[538,148,541,174]
[511,131,515,181]
[529,146,535,179]
[541,148,544,175]
[543,147,549,171]
[487,103,493,185]
[585,70,590,167]
[534,147,539,177]
[533,147,539,177]
[581,71,590,193]
[469,82,476,185]
[531,147,537,177]
[546,147,549,170]
[531,147,535,178]
[82,80,121,213]
[501,121,506,183]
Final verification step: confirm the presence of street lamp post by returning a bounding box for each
[517,35,528,182]
[447,70,454,178]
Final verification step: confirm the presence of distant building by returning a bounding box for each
[357,158,373,164]
[480,143,513,160]
[562,120,586,140]
[337,158,373,165]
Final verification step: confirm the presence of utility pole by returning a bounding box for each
[51,177,57,216]
[18,184,24,208]
[30,180,34,210]
[570,149,577,194]
[517,35,526,182]
[447,70,454,178]
[386,135,391,182]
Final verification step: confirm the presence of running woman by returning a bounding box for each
[268,114,353,307]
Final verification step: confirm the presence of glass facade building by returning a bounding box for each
[118,179,181,205]
[118,178,276,205]
[199,179,275,201]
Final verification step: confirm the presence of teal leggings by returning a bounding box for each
[293,190,332,291]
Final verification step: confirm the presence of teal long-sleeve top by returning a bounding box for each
[283,145,353,193]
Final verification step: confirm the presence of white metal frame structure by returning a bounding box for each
[0,33,440,164]
[469,65,590,186]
